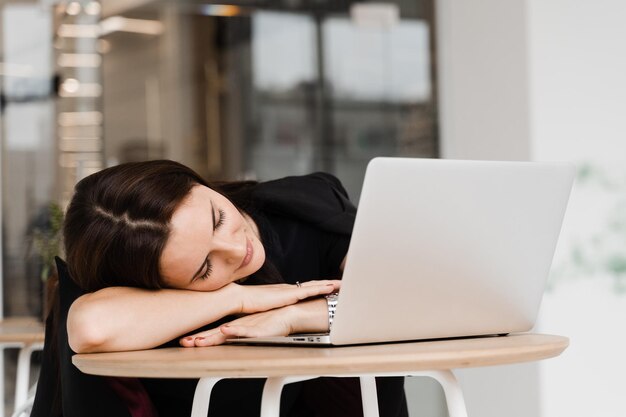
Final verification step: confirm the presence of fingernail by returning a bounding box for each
[184,336,193,341]
[196,337,205,341]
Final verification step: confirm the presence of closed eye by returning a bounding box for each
[199,262,212,280]
[199,209,226,281]
[214,209,225,230]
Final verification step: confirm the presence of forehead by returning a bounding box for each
[160,185,215,284]
[171,185,213,225]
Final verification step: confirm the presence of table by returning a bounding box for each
[0,317,45,417]
[73,333,568,417]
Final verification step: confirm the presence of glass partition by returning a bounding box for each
[99,0,438,199]
[1,4,56,318]
[0,0,438,317]
[0,1,440,413]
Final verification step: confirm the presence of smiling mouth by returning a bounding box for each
[239,238,253,270]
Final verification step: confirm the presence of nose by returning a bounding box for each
[211,235,246,265]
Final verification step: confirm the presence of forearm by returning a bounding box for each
[68,285,238,353]
[68,280,339,353]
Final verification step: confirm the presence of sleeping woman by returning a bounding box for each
[32,159,408,417]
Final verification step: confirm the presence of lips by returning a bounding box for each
[239,238,253,270]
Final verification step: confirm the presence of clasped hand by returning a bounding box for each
[179,280,340,347]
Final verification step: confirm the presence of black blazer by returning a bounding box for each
[31,258,136,417]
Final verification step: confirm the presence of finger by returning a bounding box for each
[194,331,227,346]
[294,283,337,300]
[179,329,221,347]
[179,336,196,347]
[300,280,341,291]
[220,324,243,336]
[219,324,261,338]
[299,279,340,287]
[240,281,339,314]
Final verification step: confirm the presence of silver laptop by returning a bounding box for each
[228,157,575,346]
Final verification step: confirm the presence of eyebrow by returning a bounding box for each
[189,199,216,283]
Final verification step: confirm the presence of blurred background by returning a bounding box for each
[1,0,625,416]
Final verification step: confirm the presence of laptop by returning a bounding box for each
[228,157,575,346]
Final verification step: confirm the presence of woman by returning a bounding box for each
[33,160,408,417]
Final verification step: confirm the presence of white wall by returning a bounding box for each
[436,0,626,416]
[529,1,626,416]
[435,1,539,417]
[528,0,626,162]
[527,0,626,274]
[436,0,531,162]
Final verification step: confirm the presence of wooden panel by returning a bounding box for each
[73,333,568,378]
[0,317,45,344]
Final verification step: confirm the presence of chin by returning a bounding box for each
[250,259,264,275]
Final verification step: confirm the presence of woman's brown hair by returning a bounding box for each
[63,160,212,292]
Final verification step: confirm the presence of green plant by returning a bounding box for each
[30,202,64,281]
[549,162,626,293]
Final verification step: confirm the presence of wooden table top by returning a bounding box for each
[0,317,45,344]
[73,333,568,379]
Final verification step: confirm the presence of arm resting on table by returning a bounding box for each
[68,280,339,353]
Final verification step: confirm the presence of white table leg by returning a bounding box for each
[9,394,34,417]
[1,346,6,417]
[354,370,470,417]
[14,343,42,411]
[359,376,380,417]
[190,371,468,417]
[190,377,222,417]
[260,376,318,417]
[410,370,468,417]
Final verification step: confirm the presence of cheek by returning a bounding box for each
[232,210,246,230]
[194,265,235,292]
[193,277,226,292]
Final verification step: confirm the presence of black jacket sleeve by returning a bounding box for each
[251,172,356,236]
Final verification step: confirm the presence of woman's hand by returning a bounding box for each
[228,280,340,314]
[179,298,329,347]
